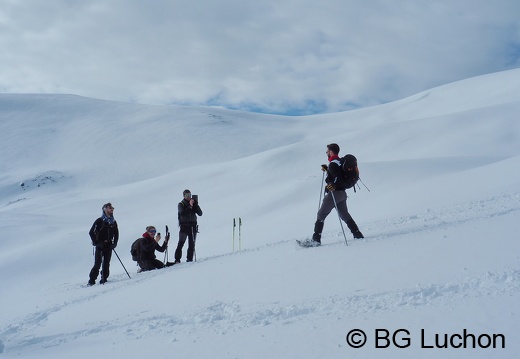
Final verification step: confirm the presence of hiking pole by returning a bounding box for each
[330,191,348,246]
[112,248,131,278]
[232,218,236,251]
[163,225,169,264]
[318,171,325,211]
[238,217,242,251]
[359,177,371,192]
[192,225,197,262]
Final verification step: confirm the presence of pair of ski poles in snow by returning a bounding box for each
[233,217,242,251]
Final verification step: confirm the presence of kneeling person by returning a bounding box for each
[138,226,174,271]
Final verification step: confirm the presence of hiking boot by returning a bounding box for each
[353,230,364,239]
[87,280,95,286]
[174,259,181,264]
[100,278,108,285]
[346,219,363,239]
[312,220,324,243]
[165,262,176,267]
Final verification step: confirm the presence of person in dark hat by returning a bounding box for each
[88,202,119,285]
[174,189,203,263]
[136,226,175,271]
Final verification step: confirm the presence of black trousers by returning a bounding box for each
[138,258,165,271]
[175,224,197,262]
[89,246,112,282]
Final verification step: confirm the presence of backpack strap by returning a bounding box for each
[178,201,186,227]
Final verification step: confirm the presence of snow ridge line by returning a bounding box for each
[39,191,520,299]
[41,192,520,286]
[2,268,518,353]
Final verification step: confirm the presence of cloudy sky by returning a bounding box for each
[1,0,519,115]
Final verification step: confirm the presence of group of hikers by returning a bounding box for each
[86,144,363,286]
[87,189,202,286]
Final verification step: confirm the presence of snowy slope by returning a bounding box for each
[1,69,520,358]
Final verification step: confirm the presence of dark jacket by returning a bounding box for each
[139,233,167,262]
[89,217,119,248]
[178,199,203,225]
[326,156,347,191]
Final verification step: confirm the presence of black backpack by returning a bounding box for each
[340,154,360,190]
[130,238,144,261]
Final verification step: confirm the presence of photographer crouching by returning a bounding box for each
[137,226,175,271]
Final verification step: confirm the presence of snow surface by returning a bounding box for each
[1,69,520,358]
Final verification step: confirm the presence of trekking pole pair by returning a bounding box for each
[232,218,242,251]
[318,171,348,246]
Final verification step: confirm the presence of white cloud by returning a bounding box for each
[1,0,520,114]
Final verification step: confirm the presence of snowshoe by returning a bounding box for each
[296,239,321,247]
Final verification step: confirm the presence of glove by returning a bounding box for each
[321,164,328,172]
[326,183,335,192]
[165,233,170,242]
[111,243,117,249]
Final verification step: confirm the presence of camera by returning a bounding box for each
[192,194,198,202]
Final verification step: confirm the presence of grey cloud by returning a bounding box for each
[1,0,520,114]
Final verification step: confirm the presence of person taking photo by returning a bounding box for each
[137,226,175,271]
[174,189,202,263]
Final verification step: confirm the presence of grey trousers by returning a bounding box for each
[317,190,353,223]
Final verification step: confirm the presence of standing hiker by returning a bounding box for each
[309,144,364,246]
[174,189,202,263]
[88,202,119,285]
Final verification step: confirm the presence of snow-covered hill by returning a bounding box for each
[1,69,519,358]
